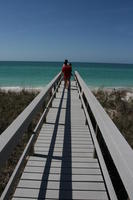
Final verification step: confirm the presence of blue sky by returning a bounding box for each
[0,0,133,63]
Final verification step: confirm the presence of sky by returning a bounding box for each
[0,0,133,63]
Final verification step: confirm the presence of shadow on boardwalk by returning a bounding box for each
[35,85,72,199]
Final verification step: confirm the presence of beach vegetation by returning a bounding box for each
[0,89,40,196]
[93,89,133,148]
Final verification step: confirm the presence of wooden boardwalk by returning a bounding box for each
[1,72,133,200]
[12,81,109,200]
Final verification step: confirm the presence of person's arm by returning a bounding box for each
[62,64,66,72]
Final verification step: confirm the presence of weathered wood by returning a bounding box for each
[11,79,109,200]
[0,135,35,200]
[77,84,117,200]
[34,147,94,153]
[13,188,108,199]
[26,160,99,168]
[28,156,97,163]
[17,180,105,190]
[35,140,93,144]
[24,166,101,174]
[33,78,62,134]
[75,71,133,199]
[21,172,103,182]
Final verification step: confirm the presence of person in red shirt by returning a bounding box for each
[62,59,72,89]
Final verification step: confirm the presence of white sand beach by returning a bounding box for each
[1,86,133,101]
[0,86,42,93]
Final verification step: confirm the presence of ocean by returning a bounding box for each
[0,61,133,88]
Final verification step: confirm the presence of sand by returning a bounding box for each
[0,86,133,101]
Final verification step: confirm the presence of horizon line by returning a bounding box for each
[0,60,133,65]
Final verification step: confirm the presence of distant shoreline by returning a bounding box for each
[0,86,42,92]
[0,86,133,101]
[0,85,133,91]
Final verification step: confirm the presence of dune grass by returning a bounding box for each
[0,89,39,134]
[0,89,40,196]
[93,89,133,148]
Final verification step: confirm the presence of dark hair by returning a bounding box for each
[64,59,68,64]
[69,63,72,66]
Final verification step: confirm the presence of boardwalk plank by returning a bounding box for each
[24,166,101,174]
[26,160,99,168]
[14,188,108,199]
[34,147,94,153]
[34,151,94,157]
[21,172,103,182]
[34,143,94,149]
[35,140,93,144]
[12,80,109,200]
[28,156,97,163]
[18,180,105,190]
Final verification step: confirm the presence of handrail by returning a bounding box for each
[76,83,117,200]
[0,75,62,200]
[0,134,35,200]
[75,71,133,199]
[0,72,62,169]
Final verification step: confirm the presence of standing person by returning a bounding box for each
[62,59,72,89]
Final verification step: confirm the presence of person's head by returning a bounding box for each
[69,63,72,66]
[64,59,68,65]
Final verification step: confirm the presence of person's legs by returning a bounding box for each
[66,78,70,89]
[64,79,67,88]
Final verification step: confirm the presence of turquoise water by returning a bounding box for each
[0,61,133,88]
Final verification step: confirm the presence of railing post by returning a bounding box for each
[79,90,81,99]
[95,124,98,137]
[81,92,83,109]
[56,81,59,92]
[93,124,99,158]
[54,84,56,98]
[93,148,97,158]
[49,89,53,107]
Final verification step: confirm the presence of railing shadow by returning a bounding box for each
[37,87,65,199]
[59,83,72,199]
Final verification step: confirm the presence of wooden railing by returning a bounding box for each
[0,72,62,200]
[75,71,133,200]
[1,71,133,200]
[0,72,62,169]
